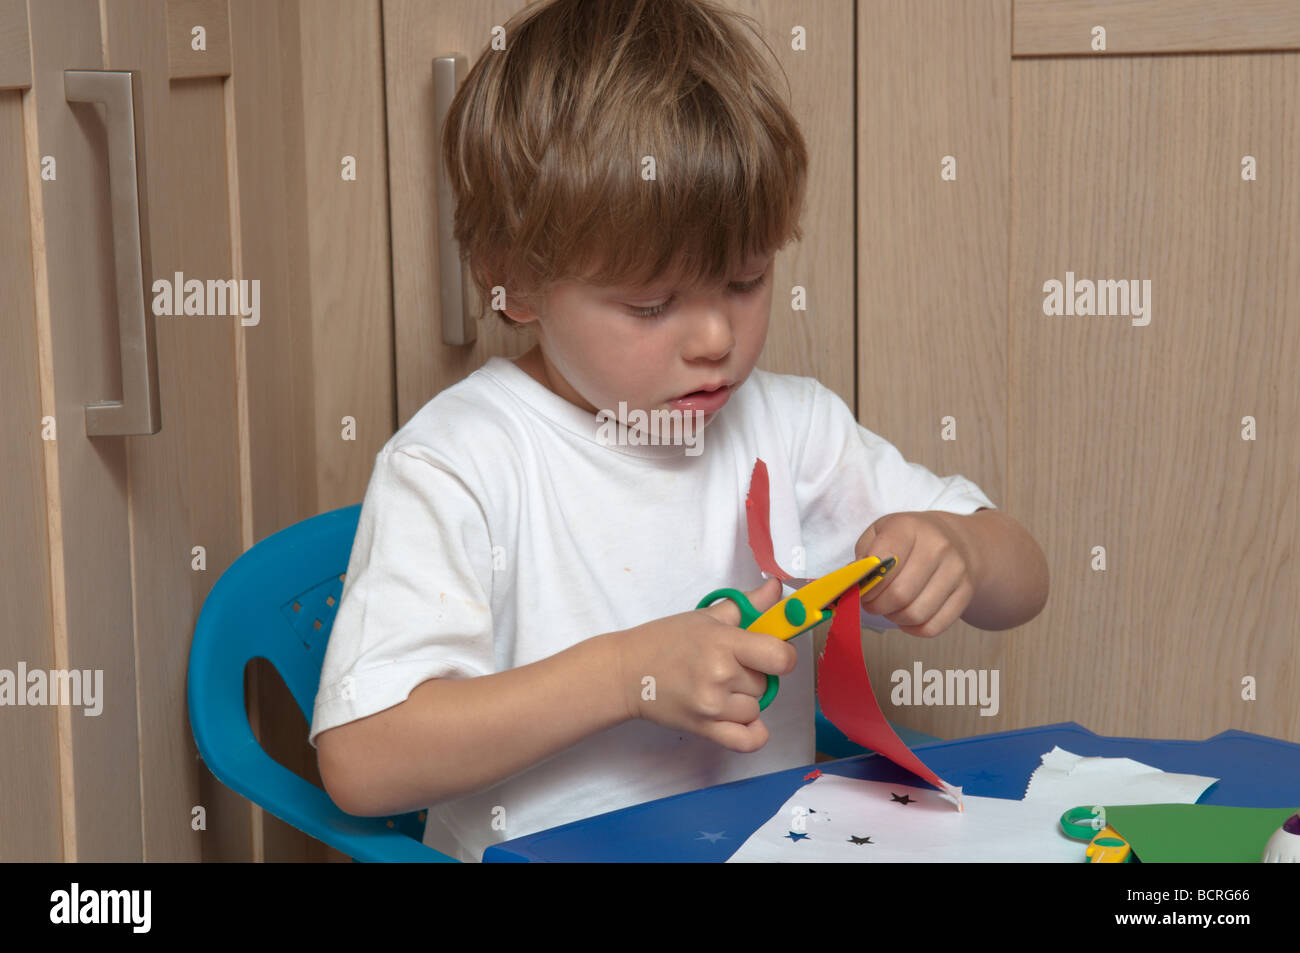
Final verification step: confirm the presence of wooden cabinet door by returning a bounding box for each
[1006,1,1300,743]
[2,0,163,863]
[0,0,285,861]
[4,0,392,863]
[857,0,1300,744]
[0,0,65,866]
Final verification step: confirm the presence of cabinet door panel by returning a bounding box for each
[854,0,1009,740]
[107,3,243,861]
[1007,51,1300,741]
[22,0,143,862]
[0,62,61,860]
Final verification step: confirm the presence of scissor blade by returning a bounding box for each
[789,555,896,615]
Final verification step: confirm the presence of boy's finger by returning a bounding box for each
[699,577,782,628]
[728,666,769,700]
[732,629,799,678]
[708,716,770,753]
[699,597,742,627]
[745,576,784,612]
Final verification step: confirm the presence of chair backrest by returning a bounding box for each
[188,504,448,860]
[191,505,357,742]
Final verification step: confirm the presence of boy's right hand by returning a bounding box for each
[612,577,797,752]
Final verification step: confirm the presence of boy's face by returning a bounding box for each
[506,252,774,430]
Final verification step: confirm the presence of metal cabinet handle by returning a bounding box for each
[65,69,161,436]
[432,54,476,346]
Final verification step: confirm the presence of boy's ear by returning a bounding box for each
[502,303,538,323]
[497,284,539,323]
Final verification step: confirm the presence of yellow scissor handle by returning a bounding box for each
[696,555,896,711]
[1086,827,1132,863]
[748,555,895,641]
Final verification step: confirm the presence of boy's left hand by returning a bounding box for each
[854,512,979,638]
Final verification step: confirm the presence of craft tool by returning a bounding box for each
[1060,805,1135,863]
[1261,811,1300,862]
[696,554,896,710]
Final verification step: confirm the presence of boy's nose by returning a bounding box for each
[682,308,735,361]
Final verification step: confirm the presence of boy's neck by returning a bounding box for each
[512,345,553,392]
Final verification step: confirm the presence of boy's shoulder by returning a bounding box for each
[742,366,823,410]
[734,366,843,440]
[379,359,521,470]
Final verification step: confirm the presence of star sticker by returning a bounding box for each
[785,831,810,842]
[696,831,727,843]
[971,770,999,783]
[848,835,873,845]
[803,769,822,781]
[890,793,915,805]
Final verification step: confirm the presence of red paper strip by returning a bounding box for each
[819,587,963,809]
[743,459,964,810]
[744,459,793,580]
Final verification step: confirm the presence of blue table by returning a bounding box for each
[482,722,1300,862]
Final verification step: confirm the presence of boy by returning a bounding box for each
[311,0,1048,862]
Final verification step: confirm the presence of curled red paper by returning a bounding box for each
[744,459,963,810]
[745,458,793,580]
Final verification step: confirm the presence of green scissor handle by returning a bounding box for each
[1060,805,1135,863]
[695,587,781,710]
[1060,805,1107,839]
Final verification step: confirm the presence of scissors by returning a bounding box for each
[695,555,897,710]
[1060,805,1134,863]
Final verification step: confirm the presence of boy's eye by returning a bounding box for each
[627,272,768,319]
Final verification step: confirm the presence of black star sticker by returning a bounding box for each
[848,835,873,845]
[890,792,915,805]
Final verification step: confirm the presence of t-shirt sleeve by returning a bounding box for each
[309,447,496,748]
[791,380,996,625]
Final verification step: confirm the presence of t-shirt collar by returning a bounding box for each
[478,355,715,458]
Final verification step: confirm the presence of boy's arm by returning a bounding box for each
[933,508,1049,630]
[857,507,1048,635]
[316,630,630,817]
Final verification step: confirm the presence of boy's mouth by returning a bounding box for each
[669,383,732,413]
[674,380,729,398]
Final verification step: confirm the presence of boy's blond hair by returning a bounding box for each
[441,0,809,327]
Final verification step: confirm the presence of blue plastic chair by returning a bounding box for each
[187,503,455,862]
[187,503,934,862]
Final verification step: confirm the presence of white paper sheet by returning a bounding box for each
[727,774,1081,862]
[726,748,1220,862]
[1022,746,1219,806]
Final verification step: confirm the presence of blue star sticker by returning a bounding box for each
[785,831,810,842]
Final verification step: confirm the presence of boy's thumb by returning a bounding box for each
[747,575,784,613]
[856,524,878,559]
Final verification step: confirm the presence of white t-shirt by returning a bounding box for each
[309,356,995,861]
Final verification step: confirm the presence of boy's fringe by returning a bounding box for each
[441,0,809,327]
